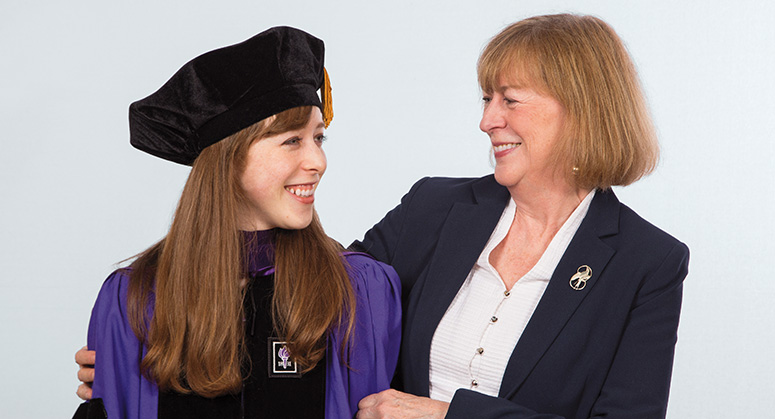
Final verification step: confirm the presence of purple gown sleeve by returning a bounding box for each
[88,270,158,419]
[325,253,402,418]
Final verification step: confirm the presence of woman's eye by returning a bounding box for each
[315,135,327,144]
[504,97,518,105]
[482,96,492,104]
[282,137,301,146]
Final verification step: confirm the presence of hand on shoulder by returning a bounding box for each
[75,346,95,400]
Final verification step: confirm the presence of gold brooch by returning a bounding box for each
[569,265,592,291]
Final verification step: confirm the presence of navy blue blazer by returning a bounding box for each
[354,175,689,419]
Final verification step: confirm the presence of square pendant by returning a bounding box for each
[268,337,301,378]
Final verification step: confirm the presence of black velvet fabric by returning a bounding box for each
[129,26,326,165]
[72,398,107,419]
[157,392,242,418]
[240,273,326,418]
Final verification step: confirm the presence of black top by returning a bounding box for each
[157,273,326,418]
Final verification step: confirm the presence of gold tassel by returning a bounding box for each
[322,68,333,128]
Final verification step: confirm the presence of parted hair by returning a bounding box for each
[126,106,355,397]
[478,13,659,190]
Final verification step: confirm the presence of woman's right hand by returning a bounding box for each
[75,346,95,400]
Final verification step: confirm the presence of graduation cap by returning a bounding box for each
[128,26,332,166]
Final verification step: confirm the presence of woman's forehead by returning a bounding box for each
[480,50,546,91]
[480,68,547,95]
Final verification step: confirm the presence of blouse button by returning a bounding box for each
[504,290,511,297]
[471,379,479,387]
[491,316,498,323]
[476,347,484,354]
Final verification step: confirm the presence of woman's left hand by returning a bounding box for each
[356,389,449,418]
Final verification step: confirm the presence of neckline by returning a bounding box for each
[242,229,276,277]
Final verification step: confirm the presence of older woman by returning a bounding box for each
[77,13,687,419]
[354,14,688,419]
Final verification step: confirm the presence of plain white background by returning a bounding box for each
[1,1,773,417]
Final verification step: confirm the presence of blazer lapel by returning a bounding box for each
[499,189,620,399]
[406,176,510,394]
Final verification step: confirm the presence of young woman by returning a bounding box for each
[73,27,401,419]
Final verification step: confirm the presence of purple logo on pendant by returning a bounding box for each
[278,345,291,368]
[269,339,299,376]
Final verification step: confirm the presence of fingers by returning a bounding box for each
[76,383,93,401]
[358,389,398,410]
[356,389,407,418]
[357,390,389,418]
[356,389,449,419]
[77,366,95,382]
[75,346,96,366]
[75,345,95,400]
[357,393,378,410]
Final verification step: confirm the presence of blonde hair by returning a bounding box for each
[127,106,355,397]
[478,13,659,189]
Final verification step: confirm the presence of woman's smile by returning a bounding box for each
[492,142,521,157]
[285,182,318,203]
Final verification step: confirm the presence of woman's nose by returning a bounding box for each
[479,101,506,134]
[302,142,327,173]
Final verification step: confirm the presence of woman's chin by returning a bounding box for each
[493,168,523,189]
[279,213,315,231]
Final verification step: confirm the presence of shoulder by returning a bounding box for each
[617,202,689,260]
[400,175,505,214]
[88,267,143,352]
[590,192,690,296]
[93,268,133,314]
[407,175,498,198]
[343,252,398,282]
[343,253,400,291]
[619,204,690,297]
[591,189,689,260]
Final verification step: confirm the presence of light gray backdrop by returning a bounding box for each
[1,1,773,417]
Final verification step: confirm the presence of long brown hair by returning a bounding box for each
[126,106,355,397]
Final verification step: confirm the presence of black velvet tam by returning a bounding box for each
[129,26,326,165]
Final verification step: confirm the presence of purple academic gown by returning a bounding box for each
[86,238,401,419]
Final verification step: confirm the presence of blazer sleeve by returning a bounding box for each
[446,241,689,419]
[351,177,431,265]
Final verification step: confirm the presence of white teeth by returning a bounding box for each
[493,143,520,153]
[286,186,314,197]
